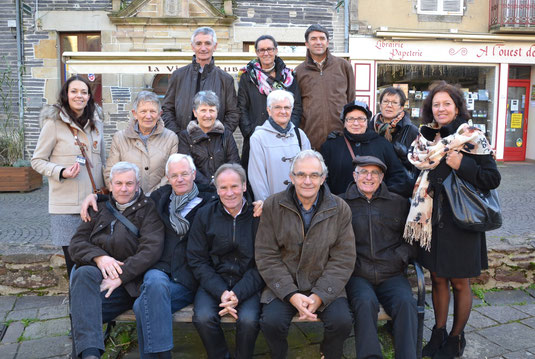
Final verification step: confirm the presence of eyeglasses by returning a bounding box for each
[169,172,193,181]
[292,172,323,181]
[272,105,292,112]
[256,47,276,54]
[355,169,382,178]
[381,100,400,107]
[345,117,368,124]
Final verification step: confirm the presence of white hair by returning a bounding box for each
[290,149,328,178]
[133,90,161,111]
[165,153,196,176]
[191,27,217,44]
[110,161,140,183]
[267,90,295,109]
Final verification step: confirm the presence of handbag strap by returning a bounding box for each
[294,127,302,150]
[105,201,140,237]
[67,125,99,194]
[344,136,356,160]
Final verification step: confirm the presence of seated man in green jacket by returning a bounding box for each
[69,162,164,359]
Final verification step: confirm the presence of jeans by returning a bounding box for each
[133,269,194,358]
[260,297,353,359]
[193,287,260,359]
[346,275,417,359]
[70,265,135,358]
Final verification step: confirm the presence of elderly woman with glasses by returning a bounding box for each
[177,90,240,187]
[238,35,302,171]
[320,101,409,196]
[248,89,311,201]
[371,87,419,178]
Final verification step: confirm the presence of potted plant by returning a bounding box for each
[0,59,42,192]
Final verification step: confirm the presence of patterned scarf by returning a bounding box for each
[169,183,199,236]
[372,111,406,142]
[403,122,493,250]
[238,57,294,95]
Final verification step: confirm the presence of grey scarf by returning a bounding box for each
[169,184,200,235]
[115,190,141,212]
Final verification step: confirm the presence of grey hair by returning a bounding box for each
[290,149,328,178]
[109,161,140,183]
[193,90,220,111]
[267,90,294,109]
[191,27,217,44]
[133,90,161,111]
[165,153,196,176]
[214,163,247,187]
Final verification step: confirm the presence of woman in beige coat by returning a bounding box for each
[104,91,178,194]
[31,75,105,277]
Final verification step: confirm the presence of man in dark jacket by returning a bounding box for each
[237,34,302,171]
[295,24,355,149]
[162,27,239,134]
[69,162,164,359]
[255,149,355,359]
[187,163,264,359]
[133,153,216,359]
[342,155,417,359]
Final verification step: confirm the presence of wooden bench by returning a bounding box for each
[114,261,426,359]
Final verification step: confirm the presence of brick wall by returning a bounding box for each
[0,0,21,125]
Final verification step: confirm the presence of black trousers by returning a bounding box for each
[260,296,353,359]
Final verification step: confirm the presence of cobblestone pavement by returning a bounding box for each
[2,290,535,358]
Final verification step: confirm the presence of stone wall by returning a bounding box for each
[2,246,534,296]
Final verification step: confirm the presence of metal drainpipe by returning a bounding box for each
[344,0,349,52]
[15,0,25,157]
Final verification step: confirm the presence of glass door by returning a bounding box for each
[504,80,529,161]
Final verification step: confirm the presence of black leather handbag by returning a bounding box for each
[442,170,502,232]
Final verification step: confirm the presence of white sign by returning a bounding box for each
[349,37,535,64]
[511,99,519,112]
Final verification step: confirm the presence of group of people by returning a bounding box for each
[30,22,501,359]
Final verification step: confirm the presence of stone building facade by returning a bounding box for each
[0,0,347,158]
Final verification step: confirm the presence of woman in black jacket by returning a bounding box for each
[178,91,240,187]
[320,101,410,196]
[237,35,302,171]
[404,81,501,359]
[371,87,419,179]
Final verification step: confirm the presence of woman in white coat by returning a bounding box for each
[248,90,311,201]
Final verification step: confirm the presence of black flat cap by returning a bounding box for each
[352,155,387,172]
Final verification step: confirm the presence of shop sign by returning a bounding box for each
[350,37,535,65]
[511,113,523,129]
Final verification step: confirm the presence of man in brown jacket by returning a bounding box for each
[255,149,356,359]
[69,162,164,359]
[295,24,355,150]
[162,27,239,134]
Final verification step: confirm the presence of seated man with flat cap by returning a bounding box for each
[341,155,417,359]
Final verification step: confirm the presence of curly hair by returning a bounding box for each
[420,80,470,124]
[59,75,96,130]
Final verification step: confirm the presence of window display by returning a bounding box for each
[376,64,497,143]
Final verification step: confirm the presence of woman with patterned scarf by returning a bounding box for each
[403,81,501,359]
[238,35,302,171]
[371,87,419,181]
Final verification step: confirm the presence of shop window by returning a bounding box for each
[376,63,497,143]
[509,66,530,80]
[417,0,464,16]
[60,32,102,105]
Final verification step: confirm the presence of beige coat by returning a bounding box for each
[104,118,178,194]
[31,105,106,214]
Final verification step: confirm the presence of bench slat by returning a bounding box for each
[114,304,391,323]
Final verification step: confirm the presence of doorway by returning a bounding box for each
[504,71,530,161]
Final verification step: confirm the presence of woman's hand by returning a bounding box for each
[446,150,463,170]
[62,162,81,179]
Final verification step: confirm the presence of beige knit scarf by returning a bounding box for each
[403,122,493,250]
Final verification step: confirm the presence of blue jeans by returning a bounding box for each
[346,275,417,359]
[133,269,194,358]
[193,287,260,359]
[70,265,135,358]
[260,297,353,359]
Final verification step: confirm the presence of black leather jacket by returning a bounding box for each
[341,182,415,285]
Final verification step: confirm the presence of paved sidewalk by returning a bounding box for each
[2,289,535,358]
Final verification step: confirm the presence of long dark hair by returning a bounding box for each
[421,80,471,124]
[59,75,96,130]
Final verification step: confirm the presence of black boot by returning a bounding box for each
[422,325,447,357]
[433,332,466,359]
